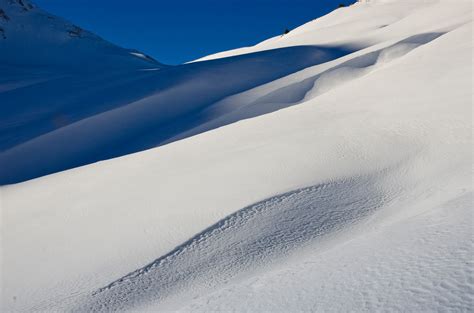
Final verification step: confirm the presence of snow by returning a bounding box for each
[1,0,472,312]
[181,192,473,312]
[0,45,353,184]
[0,0,161,70]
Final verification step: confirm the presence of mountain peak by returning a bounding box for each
[0,0,163,71]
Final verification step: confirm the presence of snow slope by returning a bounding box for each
[0,45,354,184]
[0,0,358,184]
[1,0,471,186]
[1,0,473,312]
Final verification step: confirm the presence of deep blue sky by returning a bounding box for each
[35,0,349,65]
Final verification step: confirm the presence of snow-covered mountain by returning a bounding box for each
[1,0,472,312]
[0,0,160,70]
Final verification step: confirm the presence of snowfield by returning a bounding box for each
[1,0,473,312]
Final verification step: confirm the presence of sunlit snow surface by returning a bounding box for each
[1,0,473,312]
